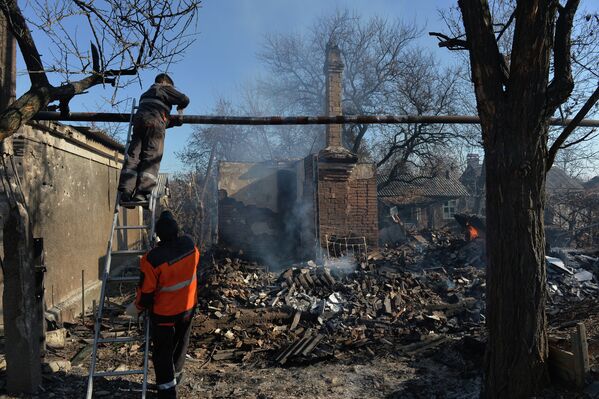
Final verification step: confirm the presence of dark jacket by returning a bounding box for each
[135,235,199,323]
[136,83,190,125]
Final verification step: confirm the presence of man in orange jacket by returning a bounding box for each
[131,210,199,399]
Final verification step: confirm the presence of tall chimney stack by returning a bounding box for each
[0,13,16,111]
[324,41,343,148]
[319,39,357,164]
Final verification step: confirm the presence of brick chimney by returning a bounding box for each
[0,13,16,110]
[319,40,357,164]
[466,153,480,169]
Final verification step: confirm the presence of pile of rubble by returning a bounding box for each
[546,249,599,310]
[18,231,598,398]
[194,232,599,367]
[195,239,486,366]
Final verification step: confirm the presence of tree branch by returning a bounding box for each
[0,0,48,87]
[351,124,368,153]
[428,32,468,50]
[495,10,515,42]
[457,0,505,122]
[547,83,599,170]
[547,0,580,112]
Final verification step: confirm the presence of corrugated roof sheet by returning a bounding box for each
[378,172,470,199]
[546,167,584,192]
[584,176,599,190]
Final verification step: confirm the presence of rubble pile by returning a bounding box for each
[195,235,599,367]
[195,242,487,366]
[18,233,599,398]
[546,249,599,309]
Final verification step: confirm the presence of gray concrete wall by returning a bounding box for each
[0,122,141,323]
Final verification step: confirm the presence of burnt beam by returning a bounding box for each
[31,112,599,127]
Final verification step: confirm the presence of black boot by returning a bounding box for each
[120,191,135,209]
[131,192,150,209]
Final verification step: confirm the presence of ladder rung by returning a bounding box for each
[94,369,145,377]
[97,336,144,344]
[107,276,140,283]
[119,201,149,208]
[111,249,146,255]
[101,306,124,312]
[115,225,148,230]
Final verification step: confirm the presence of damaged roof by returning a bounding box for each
[377,172,469,200]
[546,167,584,192]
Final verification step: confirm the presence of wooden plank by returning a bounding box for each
[301,334,325,356]
[571,322,590,387]
[289,311,301,331]
[548,345,576,383]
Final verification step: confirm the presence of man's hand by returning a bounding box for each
[173,114,184,126]
[167,114,184,128]
[125,301,142,317]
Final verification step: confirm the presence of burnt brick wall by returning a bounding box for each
[317,163,378,248]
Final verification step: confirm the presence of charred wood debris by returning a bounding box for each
[189,233,598,368]
[19,229,599,397]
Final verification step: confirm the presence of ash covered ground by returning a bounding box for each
[1,231,599,398]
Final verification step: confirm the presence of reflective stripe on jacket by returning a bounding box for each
[135,235,199,322]
[136,83,190,125]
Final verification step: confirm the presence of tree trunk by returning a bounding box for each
[483,114,549,398]
[3,202,42,394]
[0,12,16,110]
[0,86,52,140]
[1,12,42,394]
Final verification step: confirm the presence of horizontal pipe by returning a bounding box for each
[32,111,599,127]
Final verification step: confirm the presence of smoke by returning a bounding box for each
[324,255,358,276]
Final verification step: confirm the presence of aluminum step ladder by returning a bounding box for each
[86,100,159,398]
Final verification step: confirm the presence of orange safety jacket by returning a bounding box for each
[135,235,199,323]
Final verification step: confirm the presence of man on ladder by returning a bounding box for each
[126,210,200,399]
[118,73,190,207]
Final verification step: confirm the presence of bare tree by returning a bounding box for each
[184,10,476,190]
[372,49,478,189]
[167,172,204,244]
[0,0,200,139]
[434,0,598,397]
[258,10,427,158]
[0,0,200,394]
[548,189,599,246]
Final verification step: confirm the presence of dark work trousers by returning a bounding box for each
[118,118,166,196]
[151,314,193,399]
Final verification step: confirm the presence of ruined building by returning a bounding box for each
[0,123,147,324]
[218,42,378,265]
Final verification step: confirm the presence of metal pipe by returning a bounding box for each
[31,111,599,127]
[81,269,85,324]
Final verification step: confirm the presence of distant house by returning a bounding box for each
[377,168,470,231]
[458,154,584,219]
[460,154,484,195]
[458,155,588,245]
[546,167,585,194]
[544,167,585,229]
[583,176,599,191]
[459,154,484,213]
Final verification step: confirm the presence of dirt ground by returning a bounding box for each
[1,309,597,399]
[1,334,483,399]
[1,239,598,398]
